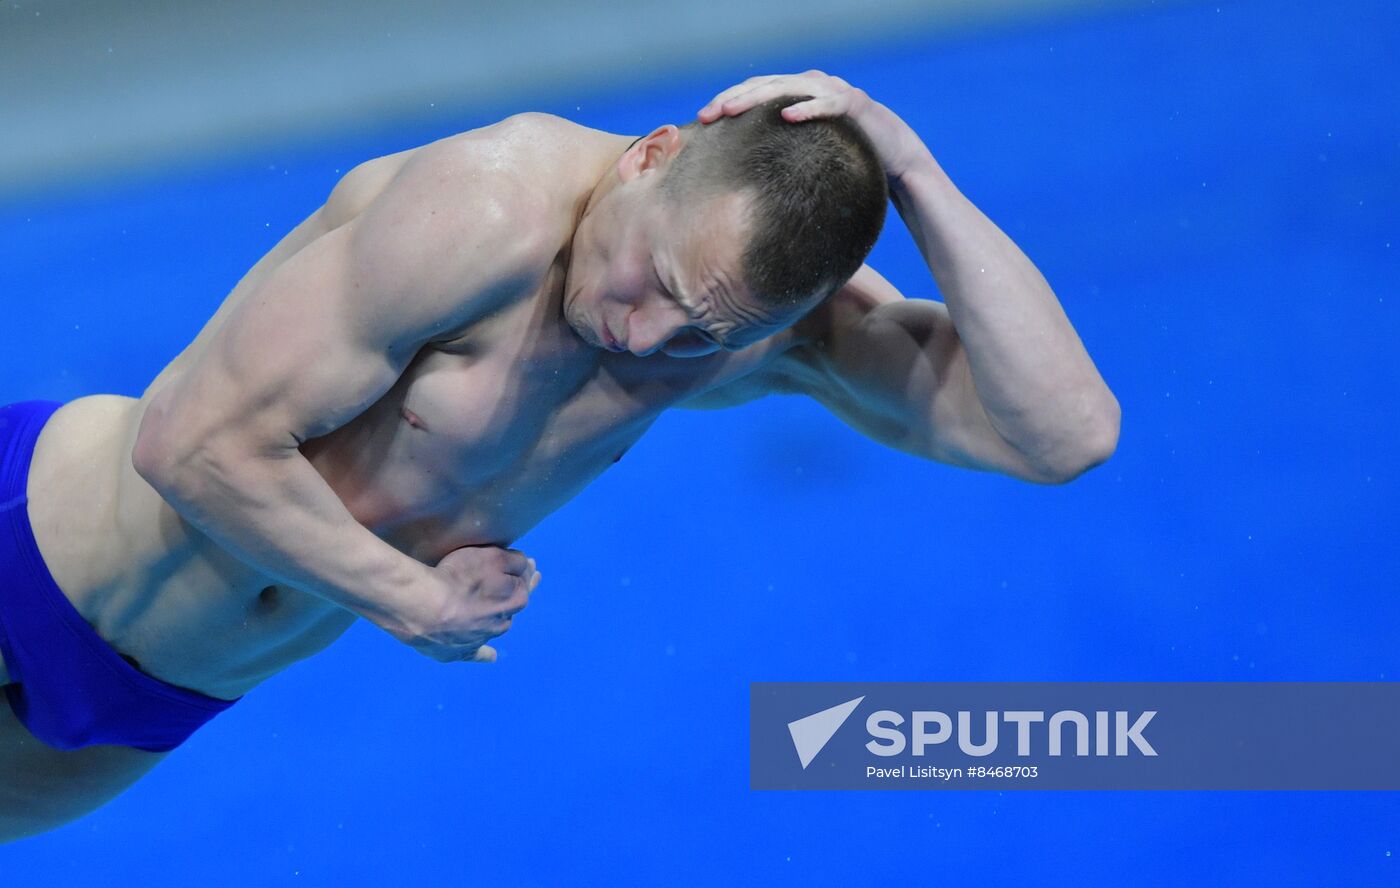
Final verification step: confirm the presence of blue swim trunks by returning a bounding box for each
[0,400,238,753]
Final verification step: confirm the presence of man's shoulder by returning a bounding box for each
[381,113,601,262]
[485,110,593,140]
[346,112,599,200]
[340,124,568,283]
[424,111,604,192]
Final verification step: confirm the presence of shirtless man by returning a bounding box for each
[0,71,1119,842]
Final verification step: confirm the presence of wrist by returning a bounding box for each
[887,143,945,198]
[358,560,443,638]
[860,101,934,190]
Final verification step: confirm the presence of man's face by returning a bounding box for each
[563,138,796,358]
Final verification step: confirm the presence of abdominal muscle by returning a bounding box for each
[9,136,555,701]
[3,128,609,699]
[16,347,633,702]
[12,304,780,702]
[8,153,429,700]
[14,311,698,702]
[23,394,357,702]
[15,196,375,701]
[15,251,633,702]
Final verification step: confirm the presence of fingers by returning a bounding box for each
[781,92,854,122]
[505,552,541,592]
[485,558,540,603]
[423,546,543,664]
[498,548,532,576]
[417,633,492,664]
[513,555,541,597]
[698,74,770,121]
[466,644,498,663]
[501,569,537,611]
[702,82,798,122]
[482,563,538,647]
[697,71,845,123]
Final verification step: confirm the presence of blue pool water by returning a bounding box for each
[2,0,1397,883]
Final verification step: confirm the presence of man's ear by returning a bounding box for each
[617,125,682,183]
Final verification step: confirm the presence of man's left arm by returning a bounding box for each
[699,72,1120,484]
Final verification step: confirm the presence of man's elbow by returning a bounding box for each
[1032,397,1121,485]
[131,409,235,504]
[131,418,196,498]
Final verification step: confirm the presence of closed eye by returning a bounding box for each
[654,261,732,352]
[654,264,705,329]
[661,328,723,357]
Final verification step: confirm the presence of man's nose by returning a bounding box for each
[626,308,686,356]
[628,326,676,356]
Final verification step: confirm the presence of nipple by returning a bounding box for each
[401,406,428,430]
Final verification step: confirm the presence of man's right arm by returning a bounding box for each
[132,142,545,661]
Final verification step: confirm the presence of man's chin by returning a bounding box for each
[562,310,601,349]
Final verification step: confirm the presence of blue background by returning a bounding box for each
[2,0,1397,883]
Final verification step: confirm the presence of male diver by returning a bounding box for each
[0,72,1119,841]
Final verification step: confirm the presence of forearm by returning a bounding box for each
[891,150,1119,476]
[132,421,435,631]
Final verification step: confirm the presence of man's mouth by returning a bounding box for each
[601,323,626,353]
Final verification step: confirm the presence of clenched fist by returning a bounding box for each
[387,545,540,663]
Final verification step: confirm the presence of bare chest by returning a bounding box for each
[302,301,772,561]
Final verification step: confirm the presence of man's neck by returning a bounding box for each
[576,132,637,219]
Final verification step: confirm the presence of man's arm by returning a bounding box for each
[132,140,544,659]
[699,72,1120,484]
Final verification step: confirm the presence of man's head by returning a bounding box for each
[564,95,888,357]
